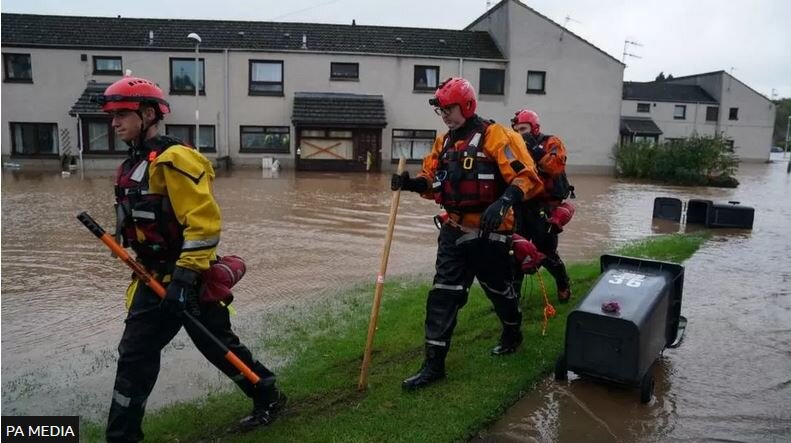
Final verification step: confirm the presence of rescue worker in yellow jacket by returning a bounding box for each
[392,77,543,390]
[99,76,285,442]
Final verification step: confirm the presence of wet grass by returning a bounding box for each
[80,233,708,442]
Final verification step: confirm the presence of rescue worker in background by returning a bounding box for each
[99,76,285,442]
[391,77,543,391]
[511,109,575,303]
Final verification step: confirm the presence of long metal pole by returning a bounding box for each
[784,115,790,159]
[195,43,200,152]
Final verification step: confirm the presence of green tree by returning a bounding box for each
[773,98,791,147]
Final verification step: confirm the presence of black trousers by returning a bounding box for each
[106,281,275,443]
[514,202,570,295]
[424,224,521,349]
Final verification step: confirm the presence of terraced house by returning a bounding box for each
[1,0,626,172]
[621,71,776,162]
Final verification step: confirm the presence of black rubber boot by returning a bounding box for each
[402,344,447,391]
[491,326,523,356]
[238,383,287,432]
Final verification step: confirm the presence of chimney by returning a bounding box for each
[352,19,356,26]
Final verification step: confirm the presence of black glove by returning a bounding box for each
[480,186,524,238]
[522,133,546,162]
[162,266,200,316]
[390,171,428,193]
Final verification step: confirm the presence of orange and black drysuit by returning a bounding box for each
[107,136,277,443]
[408,115,542,362]
[514,132,573,299]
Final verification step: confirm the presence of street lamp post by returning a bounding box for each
[784,115,790,159]
[187,32,202,152]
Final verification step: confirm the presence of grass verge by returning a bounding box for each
[82,233,708,442]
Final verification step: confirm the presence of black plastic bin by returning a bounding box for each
[652,197,683,222]
[555,254,686,403]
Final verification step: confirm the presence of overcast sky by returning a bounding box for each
[3,0,789,98]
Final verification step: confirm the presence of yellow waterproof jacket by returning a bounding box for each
[416,121,543,231]
[147,144,220,272]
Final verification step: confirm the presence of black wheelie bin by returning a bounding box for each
[555,254,686,403]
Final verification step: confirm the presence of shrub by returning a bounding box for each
[612,135,739,187]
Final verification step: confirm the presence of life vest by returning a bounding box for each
[115,136,188,266]
[432,121,507,212]
[529,134,575,202]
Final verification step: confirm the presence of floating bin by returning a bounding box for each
[708,201,754,229]
[555,254,685,403]
[652,197,683,222]
[686,199,754,229]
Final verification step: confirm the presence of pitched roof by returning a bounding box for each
[1,13,505,60]
[620,117,662,135]
[69,81,112,116]
[466,0,623,66]
[622,81,718,104]
[291,92,387,128]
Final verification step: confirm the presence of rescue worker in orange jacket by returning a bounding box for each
[99,76,285,442]
[511,109,575,302]
[392,77,543,390]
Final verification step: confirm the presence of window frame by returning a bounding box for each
[479,68,505,95]
[249,60,284,96]
[706,106,719,122]
[3,53,33,83]
[165,124,217,152]
[239,126,290,153]
[330,62,359,81]
[169,57,206,95]
[673,105,687,120]
[9,122,58,157]
[93,56,123,75]
[526,70,546,94]
[80,118,126,155]
[728,107,739,121]
[636,103,651,113]
[413,65,440,92]
[391,129,437,164]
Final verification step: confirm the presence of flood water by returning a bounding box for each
[2,156,790,441]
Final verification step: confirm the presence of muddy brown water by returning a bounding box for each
[2,158,790,441]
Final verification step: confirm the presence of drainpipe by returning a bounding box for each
[458,57,464,77]
[76,114,84,177]
[693,101,699,135]
[224,48,230,163]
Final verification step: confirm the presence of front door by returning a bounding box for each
[354,130,381,172]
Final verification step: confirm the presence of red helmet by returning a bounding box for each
[431,77,477,119]
[99,76,170,114]
[512,109,540,135]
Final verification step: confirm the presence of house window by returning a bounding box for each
[93,56,123,75]
[526,70,546,94]
[637,103,651,113]
[479,68,505,95]
[391,129,436,162]
[10,122,58,156]
[240,126,290,153]
[729,107,738,120]
[414,65,439,91]
[165,125,216,152]
[170,58,205,95]
[82,118,125,154]
[674,105,686,120]
[3,53,32,82]
[330,62,359,80]
[706,106,719,122]
[249,60,284,96]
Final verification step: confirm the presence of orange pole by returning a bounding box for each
[77,212,260,385]
[357,157,407,391]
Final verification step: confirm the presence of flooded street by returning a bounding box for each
[2,156,790,441]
